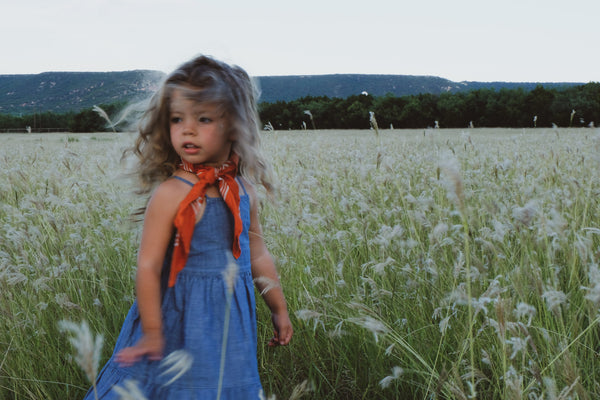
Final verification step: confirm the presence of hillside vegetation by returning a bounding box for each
[0,71,163,114]
[0,71,583,114]
[0,72,596,131]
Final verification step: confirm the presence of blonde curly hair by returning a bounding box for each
[129,55,273,195]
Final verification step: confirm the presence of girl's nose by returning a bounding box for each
[182,120,196,135]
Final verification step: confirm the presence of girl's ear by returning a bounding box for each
[219,112,235,140]
[225,122,238,141]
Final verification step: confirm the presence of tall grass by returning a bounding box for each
[1,128,599,399]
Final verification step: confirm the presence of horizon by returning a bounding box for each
[0,69,594,84]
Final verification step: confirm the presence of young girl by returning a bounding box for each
[84,55,292,399]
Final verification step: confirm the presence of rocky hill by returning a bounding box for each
[0,71,583,114]
[0,70,164,114]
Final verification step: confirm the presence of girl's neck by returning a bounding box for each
[180,152,234,170]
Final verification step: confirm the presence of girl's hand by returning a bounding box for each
[269,312,293,346]
[116,331,164,367]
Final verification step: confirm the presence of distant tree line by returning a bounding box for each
[259,83,600,130]
[0,102,124,133]
[1,83,598,132]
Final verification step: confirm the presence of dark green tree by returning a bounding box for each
[525,85,555,127]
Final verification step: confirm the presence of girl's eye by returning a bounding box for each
[170,116,182,124]
[199,117,212,123]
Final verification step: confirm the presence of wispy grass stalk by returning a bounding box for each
[58,320,103,400]
[369,111,379,136]
[303,110,316,130]
[160,350,193,386]
[92,105,117,133]
[112,379,148,400]
[216,253,239,400]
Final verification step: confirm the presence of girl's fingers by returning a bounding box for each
[268,327,292,346]
[278,327,292,345]
[268,330,279,347]
[116,347,141,366]
[116,343,163,366]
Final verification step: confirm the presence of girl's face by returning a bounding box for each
[169,89,232,167]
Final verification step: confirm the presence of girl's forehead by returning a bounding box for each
[169,90,219,113]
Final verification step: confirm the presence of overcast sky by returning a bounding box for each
[1,0,598,83]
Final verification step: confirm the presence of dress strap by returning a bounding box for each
[171,176,195,186]
[237,177,248,196]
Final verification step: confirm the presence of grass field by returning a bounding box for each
[1,128,600,399]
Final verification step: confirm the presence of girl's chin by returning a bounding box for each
[180,156,227,167]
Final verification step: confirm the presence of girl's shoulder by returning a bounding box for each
[149,174,196,212]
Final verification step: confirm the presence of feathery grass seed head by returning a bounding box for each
[58,319,103,385]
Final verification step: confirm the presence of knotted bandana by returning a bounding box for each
[169,154,242,287]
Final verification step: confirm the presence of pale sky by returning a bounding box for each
[1,0,599,83]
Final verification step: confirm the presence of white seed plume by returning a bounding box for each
[512,200,538,227]
[574,232,593,262]
[513,302,536,326]
[347,315,388,343]
[582,263,600,306]
[159,349,193,386]
[385,343,395,356]
[258,389,276,400]
[439,315,452,334]
[379,366,403,389]
[92,105,117,133]
[430,222,449,243]
[542,289,567,312]
[369,111,379,136]
[364,257,396,275]
[218,253,238,400]
[222,252,239,293]
[253,276,280,295]
[55,293,80,309]
[296,309,325,332]
[112,379,148,400]
[329,321,346,338]
[506,336,528,360]
[303,110,316,129]
[438,153,465,211]
[58,320,103,385]
[289,379,313,400]
[295,309,322,321]
[504,366,524,397]
[481,349,491,365]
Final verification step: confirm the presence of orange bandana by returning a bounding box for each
[169,154,242,287]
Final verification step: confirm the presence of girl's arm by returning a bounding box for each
[246,183,293,346]
[116,179,182,366]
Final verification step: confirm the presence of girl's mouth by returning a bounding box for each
[183,143,200,154]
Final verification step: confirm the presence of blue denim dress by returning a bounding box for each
[84,178,263,399]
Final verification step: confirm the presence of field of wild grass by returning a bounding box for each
[1,128,600,399]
